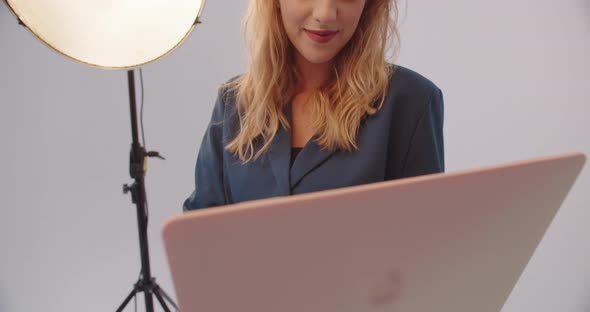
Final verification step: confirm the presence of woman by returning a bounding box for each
[184,0,444,211]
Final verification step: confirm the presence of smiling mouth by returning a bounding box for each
[304,29,339,36]
[304,29,339,43]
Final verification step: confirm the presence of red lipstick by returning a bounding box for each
[304,29,338,44]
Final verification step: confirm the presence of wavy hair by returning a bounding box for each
[225,0,399,162]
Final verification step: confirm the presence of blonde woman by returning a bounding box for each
[184,0,444,210]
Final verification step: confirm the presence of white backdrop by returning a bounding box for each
[1,1,588,311]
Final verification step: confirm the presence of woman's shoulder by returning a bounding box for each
[387,64,441,98]
[217,74,243,104]
[207,74,243,124]
[381,64,443,116]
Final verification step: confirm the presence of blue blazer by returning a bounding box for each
[184,65,444,211]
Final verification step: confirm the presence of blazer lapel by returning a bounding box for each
[289,138,336,188]
[267,100,338,192]
[267,118,292,196]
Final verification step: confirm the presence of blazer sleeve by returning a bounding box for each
[183,89,228,211]
[401,87,445,177]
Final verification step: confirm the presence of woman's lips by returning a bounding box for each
[304,29,338,44]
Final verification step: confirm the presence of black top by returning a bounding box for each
[290,147,304,168]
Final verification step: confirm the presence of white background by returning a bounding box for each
[1,1,589,311]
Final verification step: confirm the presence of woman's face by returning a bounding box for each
[278,0,367,65]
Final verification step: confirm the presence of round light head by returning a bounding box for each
[5,0,205,69]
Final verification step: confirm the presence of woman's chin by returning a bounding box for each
[300,53,337,65]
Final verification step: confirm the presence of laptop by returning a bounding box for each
[162,152,585,312]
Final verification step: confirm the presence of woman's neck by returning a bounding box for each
[294,51,333,93]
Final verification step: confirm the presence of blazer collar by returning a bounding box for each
[267,123,291,195]
[267,100,337,192]
[289,135,336,188]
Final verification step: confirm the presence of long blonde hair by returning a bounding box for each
[225,0,399,163]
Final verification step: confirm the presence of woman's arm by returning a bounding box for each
[183,88,229,211]
[401,87,445,177]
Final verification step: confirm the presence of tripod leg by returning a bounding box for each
[155,287,179,311]
[144,289,155,312]
[153,289,172,312]
[116,287,139,312]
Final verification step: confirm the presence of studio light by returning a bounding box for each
[4,1,206,311]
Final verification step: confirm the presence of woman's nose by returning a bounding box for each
[312,0,337,25]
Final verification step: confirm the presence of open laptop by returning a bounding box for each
[162,152,585,312]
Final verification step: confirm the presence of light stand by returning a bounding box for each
[3,1,206,311]
[116,70,177,312]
